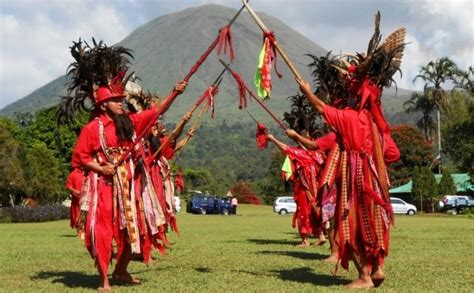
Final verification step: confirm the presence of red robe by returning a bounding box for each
[323,105,400,270]
[72,108,160,275]
[65,168,83,229]
[285,146,325,238]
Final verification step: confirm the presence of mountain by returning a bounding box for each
[0,4,411,123]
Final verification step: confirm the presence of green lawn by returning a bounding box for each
[0,205,473,292]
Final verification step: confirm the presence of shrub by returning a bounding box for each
[230,181,261,205]
[0,205,69,223]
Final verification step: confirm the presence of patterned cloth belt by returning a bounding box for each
[98,119,140,253]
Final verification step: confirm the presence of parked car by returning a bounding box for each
[273,196,296,215]
[174,197,181,213]
[390,197,417,215]
[437,195,474,215]
[186,195,232,215]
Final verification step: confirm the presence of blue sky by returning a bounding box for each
[1,0,472,109]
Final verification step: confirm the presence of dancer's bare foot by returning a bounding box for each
[112,272,141,285]
[323,254,339,263]
[344,278,374,289]
[371,268,385,287]
[296,239,310,247]
[315,239,326,246]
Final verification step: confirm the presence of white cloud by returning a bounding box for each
[0,0,130,108]
[0,0,472,109]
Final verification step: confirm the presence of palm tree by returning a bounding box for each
[412,57,459,174]
[413,57,458,110]
[403,92,436,140]
[283,93,322,137]
[453,66,474,96]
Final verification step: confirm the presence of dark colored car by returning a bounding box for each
[437,195,474,215]
[186,195,232,215]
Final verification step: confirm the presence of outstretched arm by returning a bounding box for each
[296,78,326,113]
[285,129,318,150]
[267,134,288,154]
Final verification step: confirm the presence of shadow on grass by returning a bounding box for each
[247,238,297,245]
[259,250,327,260]
[272,267,350,286]
[32,270,156,289]
[59,234,77,238]
[282,232,302,238]
[32,271,98,289]
[195,267,212,273]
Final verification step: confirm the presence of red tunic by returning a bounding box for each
[323,105,400,270]
[65,168,83,229]
[71,108,159,275]
[314,132,337,152]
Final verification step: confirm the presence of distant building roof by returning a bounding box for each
[389,173,473,194]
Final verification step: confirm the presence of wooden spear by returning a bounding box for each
[116,5,246,166]
[147,68,227,164]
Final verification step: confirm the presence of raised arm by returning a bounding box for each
[296,78,326,113]
[174,127,195,152]
[173,111,193,140]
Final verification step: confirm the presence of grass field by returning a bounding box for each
[0,205,473,292]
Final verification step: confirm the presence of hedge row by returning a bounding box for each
[0,205,69,223]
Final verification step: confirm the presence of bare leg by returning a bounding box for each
[97,261,111,291]
[324,228,339,263]
[344,252,374,289]
[371,259,385,287]
[296,235,310,247]
[112,245,141,285]
[315,229,327,246]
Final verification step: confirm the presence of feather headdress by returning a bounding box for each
[334,11,406,89]
[308,11,406,110]
[56,38,134,124]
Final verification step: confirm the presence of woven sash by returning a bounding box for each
[339,150,350,242]
[320,143,341,187]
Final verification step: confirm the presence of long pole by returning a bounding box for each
[149,73,225,164]
[437,109,442,174]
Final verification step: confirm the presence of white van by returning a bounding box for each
[273,196,296,215]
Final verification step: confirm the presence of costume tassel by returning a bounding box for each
[256,122,268,149]
[216,26,235,62]
[229,70,248,109]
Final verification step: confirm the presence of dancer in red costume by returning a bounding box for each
[285,130,339,251]
[295,12,405,288]
[267,131,330,247]
[143,114,194,249]
[72,82,186,290]
[299,77,399,288]
[65,168,83,232]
